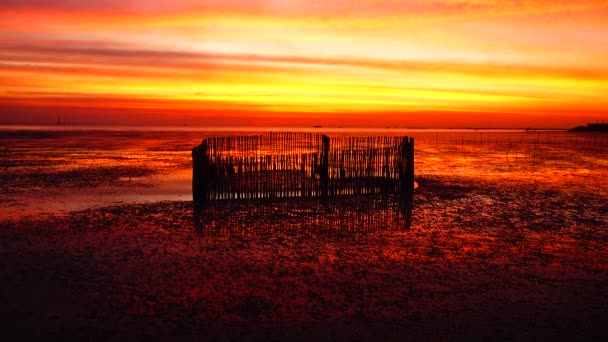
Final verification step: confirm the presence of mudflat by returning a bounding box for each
[1,129,607,340]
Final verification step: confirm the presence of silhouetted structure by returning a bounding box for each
[192,132,414,202]
[192,132,414,230]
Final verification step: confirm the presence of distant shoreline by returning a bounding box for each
[0,124,570,132]
[569,123,608,133]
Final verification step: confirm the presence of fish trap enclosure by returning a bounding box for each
[192,132,414,203]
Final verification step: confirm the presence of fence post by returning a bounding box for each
[398,137,415,228]
[321,135,330,197]
[407,137,415,193]
[192,139,209,204]
[400,137,407,194]
[400,137,415,195]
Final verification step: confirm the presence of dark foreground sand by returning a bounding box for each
[1,175,607,340]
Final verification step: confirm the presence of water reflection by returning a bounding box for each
[193,193,413,237]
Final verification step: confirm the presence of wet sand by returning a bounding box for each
[1,128,607,340]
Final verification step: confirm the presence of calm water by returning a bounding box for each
[0,125,607,220]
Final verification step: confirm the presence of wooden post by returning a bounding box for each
[400,137,415,195]
[398,136,414,228]
[321,135,330,197]
[407,137,415,193]
[192,139,209,204]
[192,145,201,201]
[399,137,407,194]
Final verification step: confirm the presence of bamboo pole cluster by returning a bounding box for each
[192,132,414,203]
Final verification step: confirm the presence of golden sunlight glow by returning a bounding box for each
[1,1,607,127]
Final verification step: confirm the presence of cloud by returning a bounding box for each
[1,1,607,127]
[2,40,607,81]
[3,0,607,16]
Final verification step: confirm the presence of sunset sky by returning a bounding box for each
[1,0,607,128]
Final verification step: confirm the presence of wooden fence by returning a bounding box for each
[192,132,414,203]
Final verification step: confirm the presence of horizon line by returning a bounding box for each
[0,123,573,131]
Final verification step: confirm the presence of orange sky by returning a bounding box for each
[1,0,607,128]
